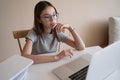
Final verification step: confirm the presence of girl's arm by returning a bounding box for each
[22,39,73,64]
[64,26,85,50]
[55,23,85,50]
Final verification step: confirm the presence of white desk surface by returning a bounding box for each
[26,46,102,80]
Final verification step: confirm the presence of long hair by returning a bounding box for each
[33,1,60,46]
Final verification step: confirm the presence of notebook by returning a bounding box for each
[53,41,120,80]
[0,55,33,80]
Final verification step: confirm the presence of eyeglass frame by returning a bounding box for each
[40,13,59,21]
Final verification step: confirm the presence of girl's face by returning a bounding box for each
[40,6,58,29]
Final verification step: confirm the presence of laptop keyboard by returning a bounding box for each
[69,66,89,80]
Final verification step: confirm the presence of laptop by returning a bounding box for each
[0,54,33,80]
[53,41,120,80]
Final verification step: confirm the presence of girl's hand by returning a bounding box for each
[55,23,70,33]
[56,49,74,60]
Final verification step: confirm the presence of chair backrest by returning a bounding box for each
[13,30,29,53]
[13,29,63,54]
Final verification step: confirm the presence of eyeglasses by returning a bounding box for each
[40,13,59,21]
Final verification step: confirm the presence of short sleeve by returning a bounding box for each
[26,29,37,43]
[57,32,68,42]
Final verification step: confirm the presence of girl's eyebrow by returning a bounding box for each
[43,13,50,15]
[42,12,56,16]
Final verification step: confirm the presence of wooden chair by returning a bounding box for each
[13,30,29,53]
[13,29,62,54]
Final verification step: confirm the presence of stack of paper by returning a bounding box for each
[0,55,33,80]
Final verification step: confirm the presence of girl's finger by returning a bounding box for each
[68,53,73,58]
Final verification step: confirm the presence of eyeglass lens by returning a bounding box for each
[41,13,59,21]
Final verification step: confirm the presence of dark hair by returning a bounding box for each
[33,1,58,35]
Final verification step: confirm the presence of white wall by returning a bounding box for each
[0,0,120,62]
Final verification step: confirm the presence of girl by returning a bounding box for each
[22,1,85,64]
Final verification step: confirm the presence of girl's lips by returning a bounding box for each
[50,23,56,29]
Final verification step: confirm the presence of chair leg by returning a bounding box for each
[17,39,22,54]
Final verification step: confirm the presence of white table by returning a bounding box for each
[26,46,102,80]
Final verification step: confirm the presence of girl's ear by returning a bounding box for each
[39,19,42,23]
[37,18,42,23]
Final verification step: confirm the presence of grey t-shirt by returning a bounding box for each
[26,29,68,55]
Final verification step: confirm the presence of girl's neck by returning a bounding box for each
[44,28,52,34]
